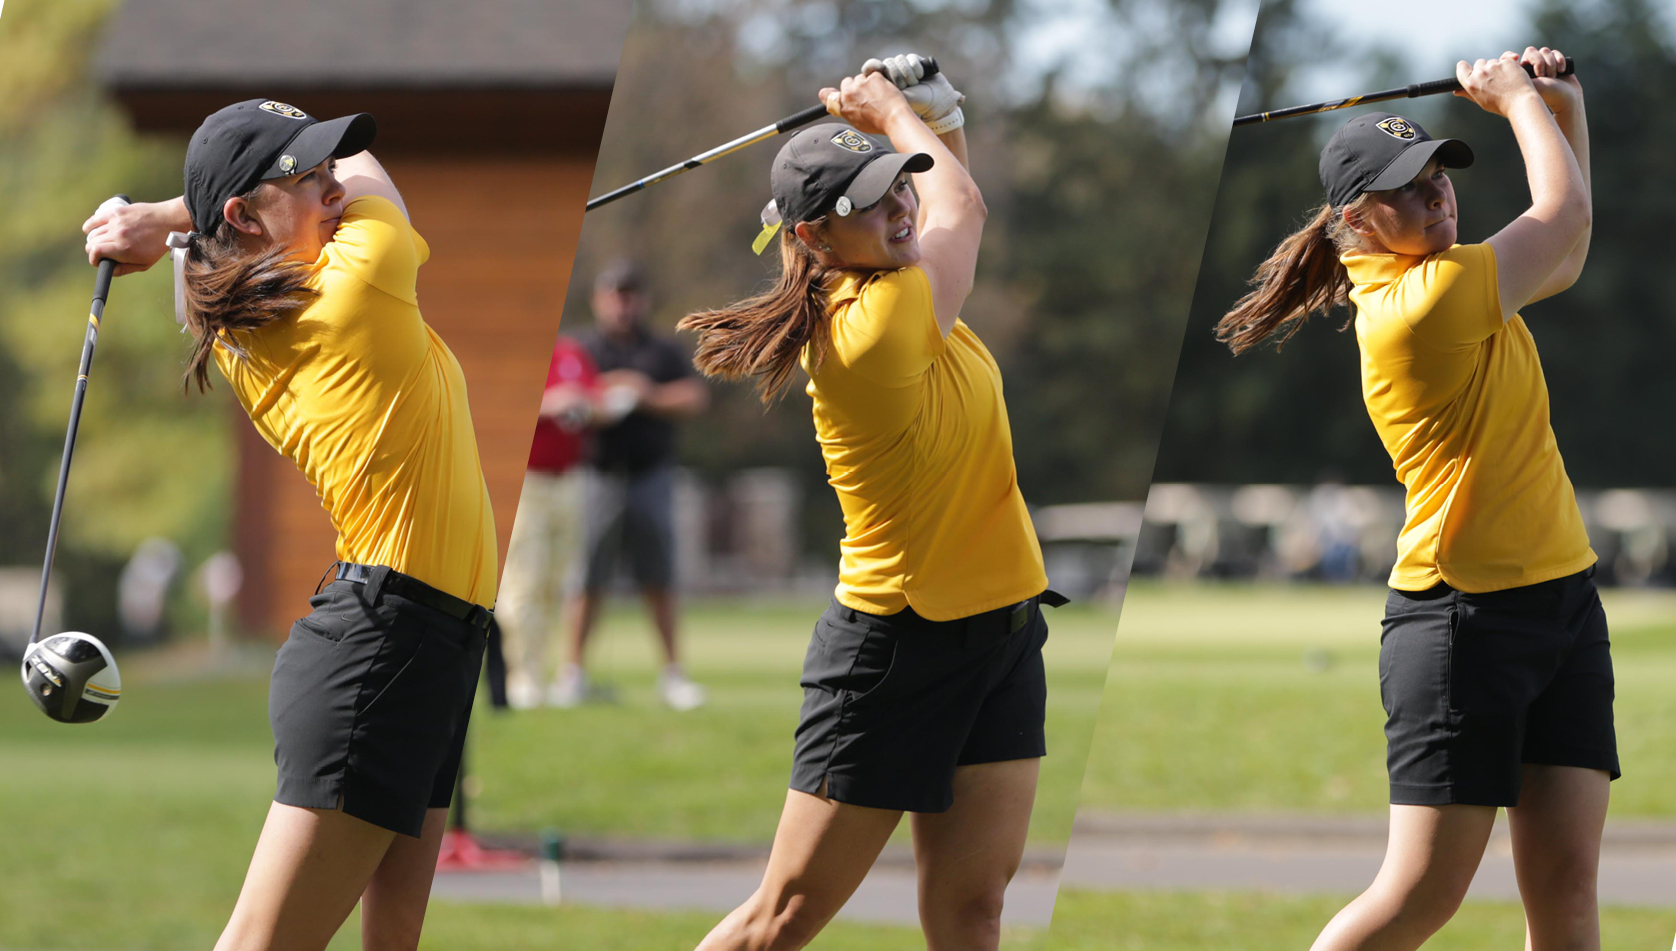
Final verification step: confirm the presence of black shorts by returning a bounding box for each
[1380,566,1618,807]
[789,593,1061,814]
[269,566,490,837]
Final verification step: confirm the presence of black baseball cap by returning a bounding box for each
[769,123,933,225]
[1319,112,1473,208]
[183,99,377,234]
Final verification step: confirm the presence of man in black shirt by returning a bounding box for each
[557,261,709,709]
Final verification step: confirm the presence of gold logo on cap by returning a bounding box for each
[1376,117,1417,140]
[831,130,873,153]
[279,155,297,173]
[259,101,310,120]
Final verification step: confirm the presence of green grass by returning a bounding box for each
[471,597,1115,843]
[1041,890,1676,950]
[0,596,1111,949]
[1080,582,1676,816]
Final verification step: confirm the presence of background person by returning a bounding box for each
[679,56,1062,951]
[558,261,709,709]
[83,99,495,951]
[1214,49,1606,951]
[500,336,599,709]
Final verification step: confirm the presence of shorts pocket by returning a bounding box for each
[803,609,899,701]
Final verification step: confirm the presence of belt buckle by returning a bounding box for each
[1007,599,1032,635]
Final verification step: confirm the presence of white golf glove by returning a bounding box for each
[861,53,965,134]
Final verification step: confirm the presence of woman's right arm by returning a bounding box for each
[82,197,192,276]
[1464,51,1590,321]
[335,151,410,220]
[823,72,986,336]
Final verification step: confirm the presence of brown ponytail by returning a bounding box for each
[1214,196,1373,355]
[180,187,317,392]
[677,229,835,404]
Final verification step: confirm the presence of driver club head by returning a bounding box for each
[20,632,121,723]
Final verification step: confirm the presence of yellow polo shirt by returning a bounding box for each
[1348,243,1593,593]
[804,266,1047,620]
[214,195,498,607]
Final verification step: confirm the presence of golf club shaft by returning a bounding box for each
[32,195,128,644]
[586,58,939,211]
[1234,57,1575,126]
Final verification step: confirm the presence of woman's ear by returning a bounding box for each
[222,195,264,237]
[1342,203,1375,238]
[791,220,827,253]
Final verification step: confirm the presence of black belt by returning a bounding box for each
[333,562,493,633]
[1009,589,1069,634]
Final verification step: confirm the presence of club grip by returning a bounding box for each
[777,103,833,133]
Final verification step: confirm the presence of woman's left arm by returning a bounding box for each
[823,73,985,336]
[336,151,410,220]
[1523,49,1590,304]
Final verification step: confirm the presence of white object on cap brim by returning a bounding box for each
[165,232,198,327]
[752,198,783,256]
[835,196,853,216]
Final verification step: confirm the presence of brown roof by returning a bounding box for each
[96,0,630,90]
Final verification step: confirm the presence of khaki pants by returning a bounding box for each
[498,468,585,688]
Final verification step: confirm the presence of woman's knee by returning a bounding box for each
[923,880,1008,938]
[1373,871,1473,934]
[734,891,833,951]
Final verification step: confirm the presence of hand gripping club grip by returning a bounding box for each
[786,56,944,132]
[1408,56,1576,98]
[90,195,131,307]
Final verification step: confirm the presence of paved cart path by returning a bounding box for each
[429,813,1676,925]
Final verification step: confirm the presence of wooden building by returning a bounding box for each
[96,0,629,635]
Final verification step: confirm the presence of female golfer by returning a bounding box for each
[1217,49,1605,950]
[679,58,1061,951]
[83,99,494,951]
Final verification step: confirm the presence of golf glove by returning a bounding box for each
[862,53,965,134]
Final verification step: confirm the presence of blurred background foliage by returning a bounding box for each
[1,0,1259,632]
[1155,0,1676,486]
[564,0,1256,560]
[0,0,232,636]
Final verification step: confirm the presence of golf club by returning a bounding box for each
[21,194,130,724]
[586,58,939,211]
[1234,57,1575,126]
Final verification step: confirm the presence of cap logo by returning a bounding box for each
[1376,117,1417,140]
[278,154,297,173]
[835,196,854,217]
[830,129,873,153]
[259,101,310,121]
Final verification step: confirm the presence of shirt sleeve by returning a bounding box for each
[827,266,944,386]
[1398,244,1505,351]
[320,195,430,305]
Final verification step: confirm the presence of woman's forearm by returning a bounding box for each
[1525,101,1591,299]
[881,109,984,222]
[1507,94,1589,229]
